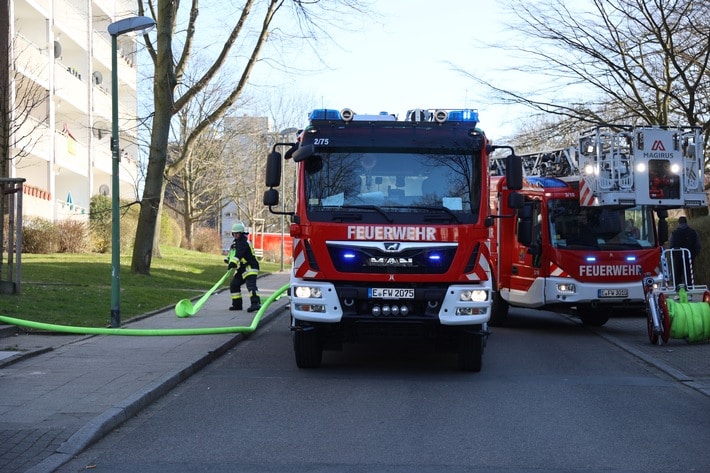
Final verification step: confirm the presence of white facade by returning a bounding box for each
[9,0,143,221]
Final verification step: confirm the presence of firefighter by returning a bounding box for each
[225,222,261,312]
[669,216,702,287]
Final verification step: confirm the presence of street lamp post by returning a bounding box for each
[108,16,155,328]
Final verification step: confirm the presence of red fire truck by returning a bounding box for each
[264,107,522,371]
[489,125,706,326]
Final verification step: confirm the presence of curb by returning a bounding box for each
[23,300,290,473]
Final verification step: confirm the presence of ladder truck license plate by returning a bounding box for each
[598,289,628,298]
[369,288,415,299]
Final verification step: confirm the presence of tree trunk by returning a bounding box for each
[130,2,175,275]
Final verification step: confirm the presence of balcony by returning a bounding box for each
[14,35,50,87]
[14,117,51,160]
[54,63,89,113]
[54,132,88,177]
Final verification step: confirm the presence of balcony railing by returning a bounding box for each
[14,35,50,86]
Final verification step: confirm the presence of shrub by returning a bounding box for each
[191,227,222,254]
[89,195,112,253]
[57,220,89,253]
[22,217,60,253]
[160,212,183,247]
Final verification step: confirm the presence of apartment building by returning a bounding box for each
[9,0,144,222]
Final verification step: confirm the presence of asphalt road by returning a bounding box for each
[57,308,710,473]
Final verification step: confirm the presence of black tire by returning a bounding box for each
[577,304,611,326]
[489,290,509,327]
[294,327,323,368]
[458,328,484,372]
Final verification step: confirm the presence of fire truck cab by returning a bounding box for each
[264,107,522,371]
[490,125,705,326]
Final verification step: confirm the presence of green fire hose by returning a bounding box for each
[175,269,234,318]
[666,290,710,343]
[0,283,289,336]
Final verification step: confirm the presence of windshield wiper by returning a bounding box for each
[339,205,394,223]
[405,205,462,223]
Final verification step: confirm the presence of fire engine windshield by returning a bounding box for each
[548,201,656,250]
[303,150,481,224]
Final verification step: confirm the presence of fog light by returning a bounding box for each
[456,307,486,316]
[557,283,576,294]
[295,303,326,313]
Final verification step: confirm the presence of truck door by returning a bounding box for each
[511,200,543,296]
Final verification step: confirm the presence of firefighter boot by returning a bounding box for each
[229,298,243,311]
[247,294,261,313]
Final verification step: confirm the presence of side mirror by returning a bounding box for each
[263,188,279,206]
[265,151,282,187]
[658,218,668,245]
[292,144,315,162]
[506,154,523,190]
[516,202,533,247]
[507,191,524,209]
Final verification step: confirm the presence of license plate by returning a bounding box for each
[369,288,415,299]
[598,289,628,298]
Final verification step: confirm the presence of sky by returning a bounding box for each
[281,0,527,140]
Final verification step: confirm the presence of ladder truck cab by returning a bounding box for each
[264,107,523,371]
[490,125,705,327]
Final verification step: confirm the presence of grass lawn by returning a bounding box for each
[1,246,281,328]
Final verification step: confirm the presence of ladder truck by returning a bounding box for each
[264,107,522,371]
[489,125,705,326]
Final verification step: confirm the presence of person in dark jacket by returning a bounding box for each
[669,216,702,287]
[225,222,261,312]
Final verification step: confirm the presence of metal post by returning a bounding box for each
[108,16,155,328]
[110,33,121,327]
[280,152,285,272]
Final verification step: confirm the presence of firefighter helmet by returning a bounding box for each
[231,222,246,233]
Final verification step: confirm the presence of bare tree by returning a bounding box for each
[458,0,710,139]
[132,0,370,275]
[164,120,229,248]
[222,115,271,232]
[1,26,51,284]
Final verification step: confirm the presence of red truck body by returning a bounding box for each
[489,126,705,326]
[264,107,522,371]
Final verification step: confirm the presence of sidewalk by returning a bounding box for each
[591,312,710,397]
[0,272,291,473]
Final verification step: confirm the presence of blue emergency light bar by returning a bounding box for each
[309,109,342,120]
[308,108,479,124]
[447,109,479,123]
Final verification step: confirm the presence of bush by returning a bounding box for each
[191,227,222,254]
[57,220,89,253]
[89,195,112,253]
[22,217,60,253]
[89,195,141,253]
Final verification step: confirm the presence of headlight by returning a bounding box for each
[460,289,488,302]
[556,283,576,294]
[293,286,323,298]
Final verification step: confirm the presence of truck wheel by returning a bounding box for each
[489,291,509,327]
[294,327,323,368]
[577,304,611,326]
[646,298,659,345]
[458,329,483,372]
